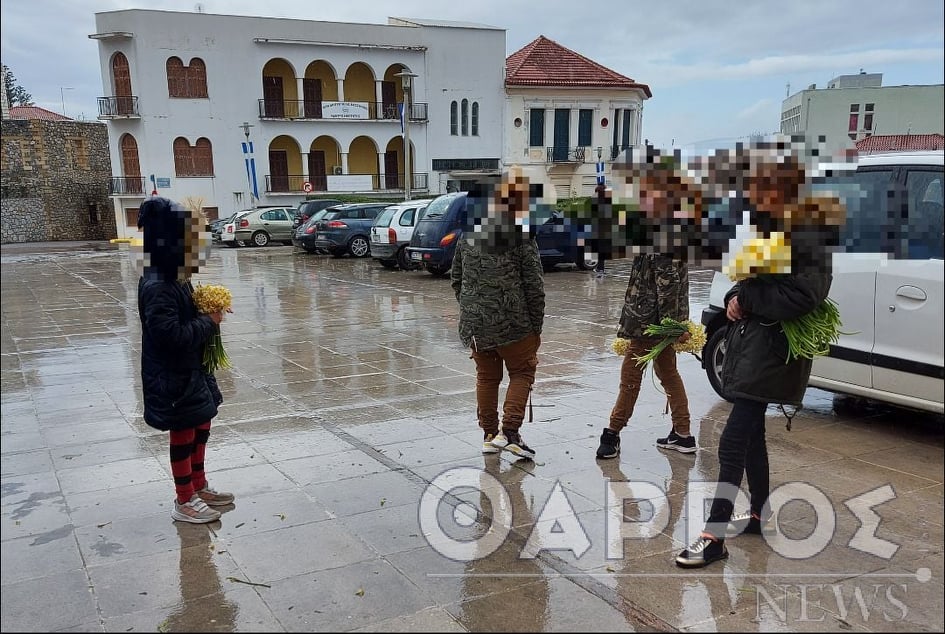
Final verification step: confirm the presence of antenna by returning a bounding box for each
[786,82,790,97]
[195,3,204,12]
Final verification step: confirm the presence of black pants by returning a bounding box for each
[705,398,769,538]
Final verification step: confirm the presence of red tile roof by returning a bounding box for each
[506,35,652,97]
[856,133,944,153]
[9,106,72,121]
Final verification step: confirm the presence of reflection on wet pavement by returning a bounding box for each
[2,244,942,632]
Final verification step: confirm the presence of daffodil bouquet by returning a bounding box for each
[191,283,232,373]
[611,319,707,368]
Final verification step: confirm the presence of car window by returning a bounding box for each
[375,207,397,228]
[827,169,896,255]
[364,207,381,219]
[324,211,341,220]
[400,208,416,226]
[904,167,945,259]
[423,193,461,219]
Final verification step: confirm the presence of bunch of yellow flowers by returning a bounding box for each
[191,284,232,373]
[723,231,791,281]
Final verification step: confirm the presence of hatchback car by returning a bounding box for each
[294,198,343,228]
[405,192,468,276]
[371,200,431,269]
[535,210,599,271]
[701,150,944,414]
[312,203,389,257]
[292,208,337,252]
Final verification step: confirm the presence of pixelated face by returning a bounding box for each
[133,201,212,279]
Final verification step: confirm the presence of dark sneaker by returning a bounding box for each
[727,510,775,537]
[656,430,697,454]
[196,486,235,506]
[596,428,620,459]
[491,431,536,460]
[675,535,728,568]
[482,432,500,454]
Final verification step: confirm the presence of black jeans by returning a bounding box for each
[705,398,769,538]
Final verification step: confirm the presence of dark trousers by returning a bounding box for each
[705,398,769,538]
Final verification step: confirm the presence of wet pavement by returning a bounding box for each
[2,242,943,632]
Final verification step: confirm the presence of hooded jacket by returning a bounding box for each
[137,198,222,431]
[450,211,545,351]
[617,254,689,339]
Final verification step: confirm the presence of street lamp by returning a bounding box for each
[60,87,74,117]
[394,70,418,201]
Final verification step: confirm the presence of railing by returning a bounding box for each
[109,176,148,196]
[265,173,429,193]
[98,96,140,118]
[257,100,428,122]
[546,146,587,163]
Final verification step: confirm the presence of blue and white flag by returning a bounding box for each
[399,103,405,136]
[241,141,259,202]
[596,161,606,185]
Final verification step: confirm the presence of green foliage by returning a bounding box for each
[2,64,33,106]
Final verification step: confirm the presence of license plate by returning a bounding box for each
[317,234,328,239]
[410,252,422,261]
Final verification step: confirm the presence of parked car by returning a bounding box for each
[221,206,297,247]
[405,192,468,276]
[535,210,599,270]
[294,198,343,228]
[311,203,389,257]
[211,212,239,243]
[701,150,944,414]
[370,200,431,269]
[219,209,255,247]
[292,207,338,252]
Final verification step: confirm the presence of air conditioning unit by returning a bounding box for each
[332,166,343,175]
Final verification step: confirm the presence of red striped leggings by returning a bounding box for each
[169,422,211,504]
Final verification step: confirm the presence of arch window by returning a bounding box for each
[450,101,458,136]
[173,137,214,176]
[166,57,209,98]
[471,102,479,136]
[461,99,469,136]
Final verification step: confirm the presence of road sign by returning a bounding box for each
[302,181,313,193]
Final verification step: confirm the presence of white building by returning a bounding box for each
[780,71,945,153]
[503,36,651,200]
[90,10,505,239]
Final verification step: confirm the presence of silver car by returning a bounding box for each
[228,206,297,247]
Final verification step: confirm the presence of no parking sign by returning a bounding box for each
[302,181,314,193]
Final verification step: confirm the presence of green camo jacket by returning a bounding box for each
[617,254,689,339]
[450,239,545,351]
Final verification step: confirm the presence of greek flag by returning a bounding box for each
[399,103,405,136]
[596,161,605,186]
[241,141,259,202]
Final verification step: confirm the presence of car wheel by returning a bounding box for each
[396,246,412,270]
[427,265,450,277]
[704,326,732,402]
[379,260,398,270]
[575,250,599,271]
[224,242,238,248]
[348,236,370,257]
[282,240,293,246]
[251,231,270,247]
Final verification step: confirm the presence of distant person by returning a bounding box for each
[137,197,234,523]
[451,168,545,460]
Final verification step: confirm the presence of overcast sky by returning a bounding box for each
[2,0,942,149]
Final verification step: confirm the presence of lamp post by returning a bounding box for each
[59,87,74,117]
[394,70,418,201]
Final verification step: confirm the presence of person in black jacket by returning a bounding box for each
[138,197,234,524]
[675,148,842,568]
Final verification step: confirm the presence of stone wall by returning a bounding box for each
[1,119,116,243]
[0,197,46,243]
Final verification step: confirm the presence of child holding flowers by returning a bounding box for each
[137,197,234,524]
[597,161,701,460]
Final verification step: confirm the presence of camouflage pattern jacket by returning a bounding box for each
[617,254,689,339]
[450,238,545,351]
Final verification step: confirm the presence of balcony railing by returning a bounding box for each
[546,146,587,163]
[257,100,428,122]
[265,172,429,193]
[98,96,140,118]
[109,176,148,196]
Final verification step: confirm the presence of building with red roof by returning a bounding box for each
[503,36,650,200]
[9,105,73,121]
[855,133,945,154]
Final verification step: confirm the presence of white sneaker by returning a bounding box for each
[482,433,501,454]
[172,494,221,524]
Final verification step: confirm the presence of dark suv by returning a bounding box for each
[312,203,389,257]
[294,199,343,228]
[405,192,468,276]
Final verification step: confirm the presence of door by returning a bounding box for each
[263,76,284,118]
[120,134,142,194]
[553,108,570,161]
[385,151,399,189]
[381,81,397,119]
[308,150,327,191]
[303,78,322,119]
[269,150,289,192]
[265,208,294,241]
[112,53,133,115]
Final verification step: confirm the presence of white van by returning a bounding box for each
[702,150,944,414]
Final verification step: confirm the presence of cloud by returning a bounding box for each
[736,98,775,121]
